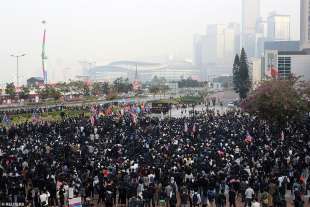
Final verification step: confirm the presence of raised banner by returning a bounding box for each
[68,197,82,207]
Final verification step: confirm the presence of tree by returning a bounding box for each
[5,83,16,98]
[38,87,49,99]
[91,82,102,96]
[178,77,202,88]
[149,76,168,96]
[232,48,251,99]
[38,86,61,100]
[20,86,30,99]
[101,82,110,95]
[241,78,309,131]
[68,81,84,94]
[150,76,160,86]
[49,87,62,100]
[198,86,209,100]
[232,54,240,93]
[58,82,70,95]
[149,85,160,96]
[159,84,169,96]
[113,78,132,93]
[83,83,90,96]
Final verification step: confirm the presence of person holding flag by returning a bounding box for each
[31,109,41,123]
[244,131,253,144]
[184,122,188,133]
[281,131,285,141]
[2,113,11,127]
[90,115,96,126]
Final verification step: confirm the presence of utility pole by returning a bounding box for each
[11,53,26,88]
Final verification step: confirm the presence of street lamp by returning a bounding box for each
[11,53,26,88]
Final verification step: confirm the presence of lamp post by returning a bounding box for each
[11,53,26,88]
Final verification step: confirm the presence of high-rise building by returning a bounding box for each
[193,34,204,67]
[193,23,240,80]
[242,0,260,34]
[228,23,241,55]
[255,18,268,57]
[249,57,263,89]
[300,0,310,50]
[261,0,310,81]
[205,24,226,64]
[193,24,240,67]
[241,0,260,57]
[267,13,291,41]
[256,17,268,37]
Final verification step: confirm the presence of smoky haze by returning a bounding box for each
[0,0,300,84]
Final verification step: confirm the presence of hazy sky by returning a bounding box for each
[0,0,300,84]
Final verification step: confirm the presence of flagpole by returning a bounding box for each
[42,20,47,84]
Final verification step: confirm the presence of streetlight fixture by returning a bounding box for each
[11,53,26,88]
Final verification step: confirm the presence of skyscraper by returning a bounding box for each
[242,0,260,34]
[267,13,291,41]
[228,23,241,56]
[194,24,241,65]
[205,24,226,64]
[193,34,204,67]
[241,0,260,57]
[300,0,310,50]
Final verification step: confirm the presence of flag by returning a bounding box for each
[217,150,224,156]
[90,115,96,126]
[266,64,279,79]
[2,113,11,126]
[69,197,82,207]
[90,105,97,115]
[271,66,279,78]
[245,132,253,143]
[184,122,188,132]
[56,180,63,190]
[192,123,197,133]
[131,112,137,124]
[141,102,145,111]
[281,131,285,141]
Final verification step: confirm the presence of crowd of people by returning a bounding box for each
[0,105,309,207]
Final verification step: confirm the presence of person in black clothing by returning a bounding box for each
[169,190,178,207]
[105,180,114,207]
[0,105,309,207]
[58,186,65,207]
[118,183,127,207]
[180,189,190,207]
[143,185,153,207]
[97,181,106,206]
[228,188,236,207]
[218,189,226,207]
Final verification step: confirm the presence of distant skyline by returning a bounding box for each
[0,0,300,84]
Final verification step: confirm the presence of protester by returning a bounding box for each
[251,198,261,207]
[0,105,309,207]
[245,186,255,207]
[228,188,237,207]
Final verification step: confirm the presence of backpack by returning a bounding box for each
[193,193,199,205]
